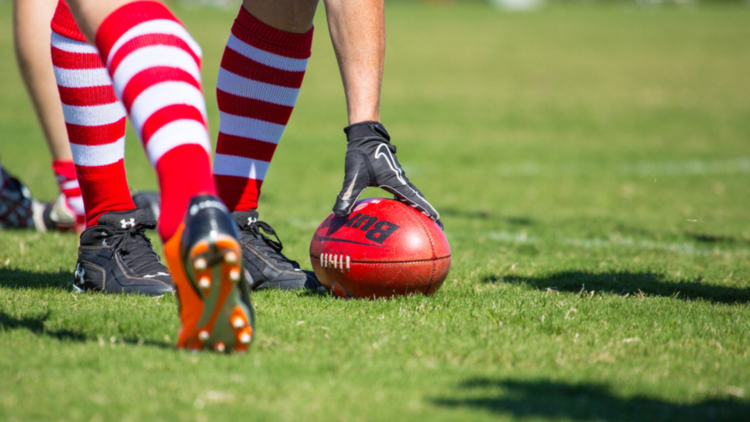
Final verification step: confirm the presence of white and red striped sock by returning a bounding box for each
[95,1,215,241]
[51,159,85,229]
[213,7,313,212]
[51,1,135,228]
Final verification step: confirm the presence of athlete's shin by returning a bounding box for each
[92,1,215,241]
[51,0,134,227]
[213,6,313,212]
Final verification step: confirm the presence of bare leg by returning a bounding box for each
[13,0,72,160]
[324,0,384,124]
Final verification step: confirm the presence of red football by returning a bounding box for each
[309,198,451,299]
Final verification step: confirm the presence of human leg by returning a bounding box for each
[212,0,319,291]
[65,0,253,350]
[214,0,317,213]
[50,0,172,294]
[51,1,134,228]
[13,0,72,161]
[13,0,85,231]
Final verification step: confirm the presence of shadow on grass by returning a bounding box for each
[0,310,86,342]
[433,378,749,422]
[687,232,750,247]
[296,288,330,298]
[0,309,172,348]
[0,308,172,349]
[485,271,750,305]
[440,208,535,226]
[0,268,73,291]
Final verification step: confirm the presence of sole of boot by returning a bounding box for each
[183,236,254,353]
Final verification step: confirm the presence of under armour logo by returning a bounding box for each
[120,218,136,228]
[74,263,86,282]
[247,217,257,225]
[143,272,169,278]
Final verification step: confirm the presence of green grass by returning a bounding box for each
[1,2,750,421]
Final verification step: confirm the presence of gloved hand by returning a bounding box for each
[332,121,443,229]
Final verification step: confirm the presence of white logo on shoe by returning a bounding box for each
[374,144,406,185]
[143,272,169,278]
[74,263,86,283]
[247,217,257,225]
[120,218,136,228]
[189,200,228,216]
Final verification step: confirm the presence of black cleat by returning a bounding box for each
[173,195,254,352]
[0,165,43,230]
[232,210,320,291]
[74,208,174,295]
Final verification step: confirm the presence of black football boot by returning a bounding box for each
[232,210,320,291]
[74,208,174,295]
[175,195,254,353]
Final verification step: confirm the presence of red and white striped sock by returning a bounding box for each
[51,159,85,229]
[213,6,313,212]
[51,1,135,228]
[95,1,215,241]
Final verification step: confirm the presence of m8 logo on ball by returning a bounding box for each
[310,198,451,299]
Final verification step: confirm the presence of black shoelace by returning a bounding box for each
[110,221,165,275]
[240,220,299,270]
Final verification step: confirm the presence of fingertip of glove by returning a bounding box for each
[332,200,352,217]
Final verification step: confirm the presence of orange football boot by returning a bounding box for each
[164,195,255,353]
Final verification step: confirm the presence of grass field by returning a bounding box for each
[2,1,750,421]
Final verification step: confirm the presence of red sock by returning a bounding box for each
[51,159,85,229]
[213,6,313,212]
[51,1,135,228]
[95,1,215,241]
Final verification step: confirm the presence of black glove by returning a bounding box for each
[332,121,443,229]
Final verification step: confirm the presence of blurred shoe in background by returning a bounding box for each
[35,192,77,232]
[132,191,161,224]
[0,162,44,230]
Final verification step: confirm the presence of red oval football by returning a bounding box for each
[310,198,451,299]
